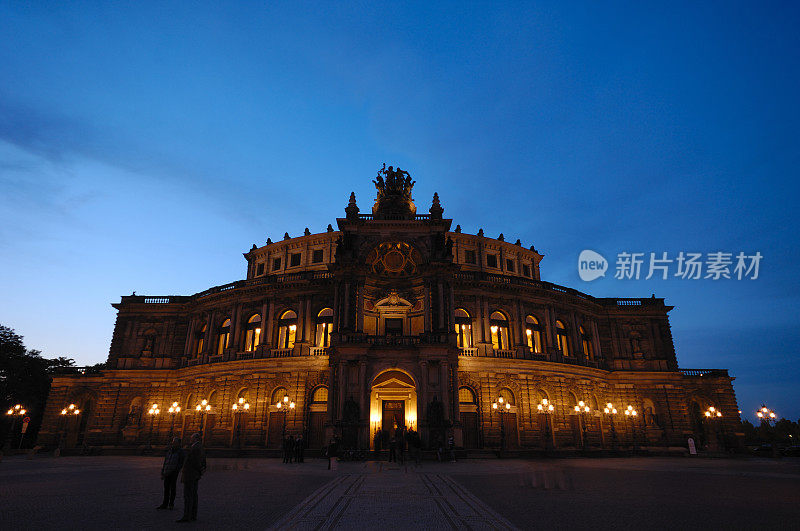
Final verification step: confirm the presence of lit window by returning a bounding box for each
[244,314,262,352]
[277,311,297,349]
[459,387,476,404]
[315,308,333,347]
[525,315,543,353]
[312,387,328,403]
[490,311,509,350]
[195,324,206,355]
[556,320,570,356]
[580,326,593,360]
[454,308,473,348]
[216,319,231,355]
[499,388,515,405]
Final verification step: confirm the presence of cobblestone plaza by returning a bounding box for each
[1,455,798,529]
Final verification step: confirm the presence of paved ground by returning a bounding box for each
[1,455,798,530]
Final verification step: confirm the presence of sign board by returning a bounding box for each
[688,437,697,455]
[21,417,30,433]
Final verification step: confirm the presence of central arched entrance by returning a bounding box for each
[369,369,418,450]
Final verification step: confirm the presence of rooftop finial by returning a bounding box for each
[429,192,443,220]
[345,191,360,220]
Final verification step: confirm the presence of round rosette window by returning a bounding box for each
[368,242,420,276]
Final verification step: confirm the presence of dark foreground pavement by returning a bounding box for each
[1,455,798,530]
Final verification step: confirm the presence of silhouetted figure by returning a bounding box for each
[294,434,304,463]
[397,427,406,464]
[284,435,295,463]
[389,435,397,462]
[157,437,184,510]
[448,434,456,462]
[374,428,383,459]
[177,433,205,523]
[327,436,339,470]
[407,429,422,465]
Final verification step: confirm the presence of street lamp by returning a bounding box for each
[603,403,618,450]
[492,396,511,456]
[59,403,81,449]
[167,402,181,440]
[276,394,295,440]
[147,403,160,447]
[756,405,776,424]
[536,398,555,450]
[704,406,723,452]
[574,400,591,451]
[195,399,211,442]
[232,397,250,448]
[624,405,638,452]
[5,404,27,450]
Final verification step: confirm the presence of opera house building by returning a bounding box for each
[39,166,740,454]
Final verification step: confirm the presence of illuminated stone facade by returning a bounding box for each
[39,167,740,453]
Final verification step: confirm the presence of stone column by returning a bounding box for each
[441,361,450,421]
[265,300,275,348]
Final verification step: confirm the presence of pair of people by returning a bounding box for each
[283,434,305,463]
[157,433,206,523]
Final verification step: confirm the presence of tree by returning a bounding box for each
[0,324,77,448]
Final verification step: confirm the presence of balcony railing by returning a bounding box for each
[310,347,328,356]
[453,271,665,308]
[459,347,478,356]
[493,349,514,358]
[680,368,729,377]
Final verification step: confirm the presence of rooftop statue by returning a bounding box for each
[372,163,417,219]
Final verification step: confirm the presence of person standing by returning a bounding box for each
[177,433,205,523]
[388,434,397,462]
[157,437,185,510]
[294,434,304,463]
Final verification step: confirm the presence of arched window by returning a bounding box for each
[499,388,515,405]
[454,308,473,348]
[277,311,297,349]
[272,387,288,406]
[580,326,593,359]
[556,320,570,356]
[525,315,543,353]
[195,324,206,355]
[311,386,328,404]
[244,314,262,352]
[459,387,477,404]
[216,319,231,355]
[315,308,333,348]
[490,311,510,350]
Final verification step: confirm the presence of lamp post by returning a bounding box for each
[167,402,181,440]
[624,405,638,452]
[147,403,160,448]
[59,403,81,450]
[574,400,591,451]
[492,396,511,456]
[276,394,295,440]
[195,399,211,442]
[5,404,27,451]
[232,397,250,448]
[756,404,777,457]
[536,398,555,451]
[603,403,618,450]
[703,406,722,451]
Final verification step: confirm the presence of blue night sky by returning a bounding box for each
[1,2,798,421]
